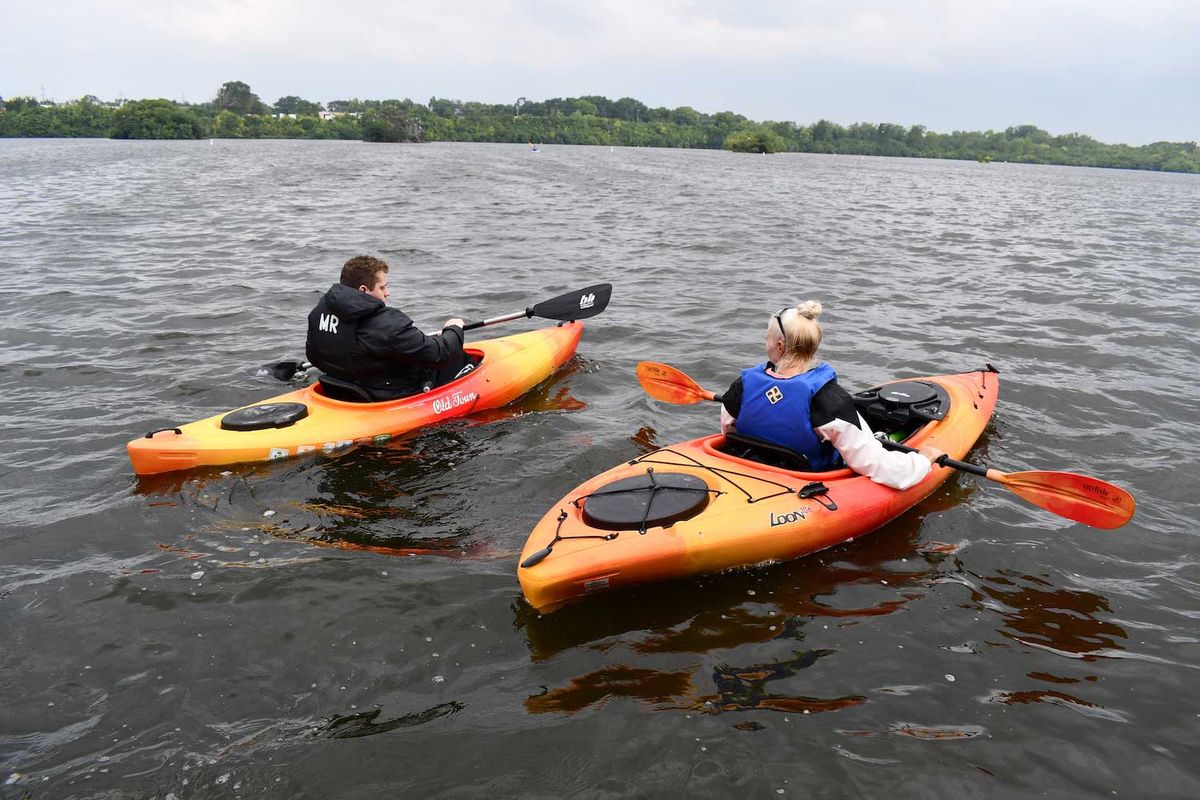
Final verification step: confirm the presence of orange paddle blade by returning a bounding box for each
[993,470,1136,529]
[636,361,718,405]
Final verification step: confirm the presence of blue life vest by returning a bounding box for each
[735,362,843,470]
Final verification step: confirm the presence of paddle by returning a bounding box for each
[264,283,614,380]
[637,361,724,404]
[635,361,1136,530]
[262,360,311,381]
[462,282,612,331]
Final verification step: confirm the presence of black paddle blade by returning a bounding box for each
[267,360,304,381]
[529,283,612,322]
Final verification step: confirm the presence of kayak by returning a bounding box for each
[518,367,999,611]
[128,322,583,475]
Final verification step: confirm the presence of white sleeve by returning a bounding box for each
[720,405,737,433]
[816,413,931,490]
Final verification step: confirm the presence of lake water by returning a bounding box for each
[1,139,1198,798]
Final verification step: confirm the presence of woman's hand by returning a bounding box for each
[918,444,946,466]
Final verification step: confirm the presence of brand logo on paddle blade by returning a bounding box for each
[579,293,595,309]
[766,386,784,404]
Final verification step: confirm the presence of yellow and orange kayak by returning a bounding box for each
[518,368,998,611]
[128,322,583,475]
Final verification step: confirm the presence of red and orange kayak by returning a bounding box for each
[518,368,998,611]
[128,322,583,475]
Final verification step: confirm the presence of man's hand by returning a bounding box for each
[444,318,465,329]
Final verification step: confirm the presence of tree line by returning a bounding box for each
[2,81,1197,174]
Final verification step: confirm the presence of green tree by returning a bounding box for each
[274,95,322,115]
[362,104,424,143]
[428,97,463,118]
[4,96,40,112]
[672,106,701,126]
[724,126,787,154]
[612,97,649,122]
[213,110,245,138]
[111,100,206,139]
[215,81,268,115]
[2,88,1197,174]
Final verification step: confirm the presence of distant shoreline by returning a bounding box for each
[3,84,1197,175]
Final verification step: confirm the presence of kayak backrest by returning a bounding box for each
[317,375,375,403]
[719,433,813,472]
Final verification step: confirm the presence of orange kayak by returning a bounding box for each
[128,322,583,475]
[518,368,998,611]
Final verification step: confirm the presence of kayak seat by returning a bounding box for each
[720,433,814,472]
[317,375,375,403]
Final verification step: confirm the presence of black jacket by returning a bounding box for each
[305,283,464,400]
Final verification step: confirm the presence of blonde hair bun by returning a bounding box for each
[794,300,823,320]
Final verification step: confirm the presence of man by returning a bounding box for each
[306,255,467,401]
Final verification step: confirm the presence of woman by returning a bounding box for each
[720,301,943,490]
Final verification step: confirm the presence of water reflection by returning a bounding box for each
[704,649,867,714]
[516,479,978,662]
[971,568,1128,657]
[984,688,1129,722]
[628,425,659,454]
[131,370,587,556]
[525,667,694,715]
[314,702,465,739]
[963,569,1130,723]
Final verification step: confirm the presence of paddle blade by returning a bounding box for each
[636,361,719,405]
[994,470,1136,529]
[263,360,308,382]
[529,283,612,322]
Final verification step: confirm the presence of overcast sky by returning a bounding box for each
[5,0,1198,145]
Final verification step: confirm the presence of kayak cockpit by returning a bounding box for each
[708,379,954,475]
[311,349,487,404]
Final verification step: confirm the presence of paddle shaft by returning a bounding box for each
[881,439,989,477]
[463,310,529,331]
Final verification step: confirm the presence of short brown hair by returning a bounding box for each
[340,255,388,289]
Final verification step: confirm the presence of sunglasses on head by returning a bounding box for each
[774,307,790,339]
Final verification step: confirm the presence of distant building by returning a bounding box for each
[319,111,360,121]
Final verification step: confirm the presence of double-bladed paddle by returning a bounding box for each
[264,283,614,381]
[634,361,1136,530]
